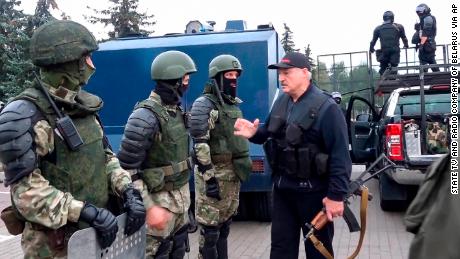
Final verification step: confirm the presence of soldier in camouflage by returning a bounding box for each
[0,20,146,258]
[189,55,252,259]
[427,122,447,153]
[117,50,196,259]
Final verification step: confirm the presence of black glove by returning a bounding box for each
[369,47,375,53]
[403,44,409,49]
[123,184,146,236]
[205,177,221,200]
[79,203,118,249]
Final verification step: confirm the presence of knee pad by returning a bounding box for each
[156,238,173,258]
[201,225,220,247]
[173,225,188,246]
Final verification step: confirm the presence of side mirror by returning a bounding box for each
[356,114,371,122]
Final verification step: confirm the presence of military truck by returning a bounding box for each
[315,46,456,211]
[347,62,456,211]
[85,20,284,221]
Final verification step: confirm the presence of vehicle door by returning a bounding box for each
[346,95,380,163]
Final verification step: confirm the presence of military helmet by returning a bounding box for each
[383,11,394,22]
[416,3,430,15]
[331,91,342,100]
[30,20,98,67]
[151,50,197,80]
[209,54,242,78]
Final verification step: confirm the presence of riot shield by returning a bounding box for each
[68,213,146,259]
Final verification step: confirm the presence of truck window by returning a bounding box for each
[394,93,450,116]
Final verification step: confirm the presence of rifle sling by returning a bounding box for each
[347,186,368,259]
[308,234,334,259]
[307,186,369,259]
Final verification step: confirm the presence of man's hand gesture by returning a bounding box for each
[234,118,259,139]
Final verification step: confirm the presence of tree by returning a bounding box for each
[86,0,156,39]
[312,61,331,91]
[281,23,298,53]
[304,44,316,69]
[0,0,35,101]
[0,0,62,102]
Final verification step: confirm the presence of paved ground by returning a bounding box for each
[0,166,414,259]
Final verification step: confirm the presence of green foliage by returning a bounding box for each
[303,44,315,68]
[86,0,155,39]
[29,0,57,29]
[312,61,331,91]
[0,0,35,101]
[0,0,60,102]
[281,23,299,53]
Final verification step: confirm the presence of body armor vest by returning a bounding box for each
[420,15,437,37]
[16,87,109,217]
[379,23,400,49]
[203,93,252,182]
[264,86,330,179]
[135,95,190,191]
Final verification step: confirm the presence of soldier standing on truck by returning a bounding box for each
[234,52,351,259]
[413,3,440,72]
[189,54,252,259]
[117,50,196,259]
[369,11,409,75]
[0,20,146,257]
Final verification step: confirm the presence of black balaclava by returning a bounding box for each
[154,78,188,105]
[217,72,238,99]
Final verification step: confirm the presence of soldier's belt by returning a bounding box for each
[149,157,192,176]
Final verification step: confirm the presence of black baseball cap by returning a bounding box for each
[268,52,311,70]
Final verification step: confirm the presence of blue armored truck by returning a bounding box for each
[85,21,284,221]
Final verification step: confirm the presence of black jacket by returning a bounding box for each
[250,84,351,201]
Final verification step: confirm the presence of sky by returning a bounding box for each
[18,0,454,58]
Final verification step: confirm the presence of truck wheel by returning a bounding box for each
[234,192,251,221]
[253,191,272,222]
[379,172,407,211]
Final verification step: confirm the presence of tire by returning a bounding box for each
[379,173,408,211]
[253,191,272,222]
[234,192,250,221]
[235,192,272,221]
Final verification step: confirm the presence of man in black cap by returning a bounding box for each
[234,52,351,259]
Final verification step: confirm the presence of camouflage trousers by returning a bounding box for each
[194,168,241,226]
[145,210,188,258]
[21,222,73,259]
[195,167,240,259]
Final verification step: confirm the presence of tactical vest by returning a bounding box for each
[420,15,437,37]
[203,93,252,182]
[264,86,330,179]
[379,23,400,49]
[135,95,190,192]
[16,87,109,219]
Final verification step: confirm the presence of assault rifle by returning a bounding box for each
[304,154,396,259]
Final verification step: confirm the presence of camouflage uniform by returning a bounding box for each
[0,20,145,258]
[117,51,196,259]
[405,152,460,259]
[189,55,251,259]
[427,122,448,154]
